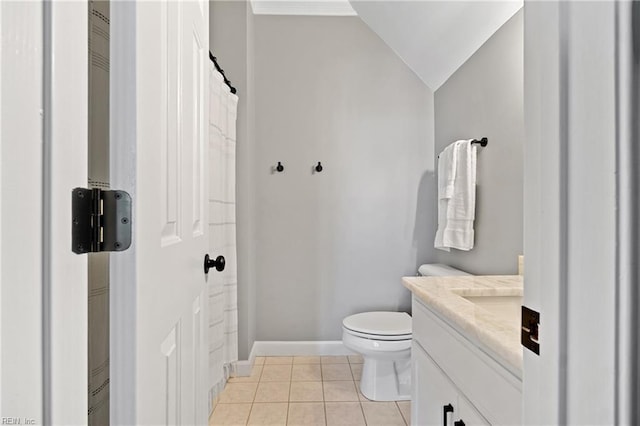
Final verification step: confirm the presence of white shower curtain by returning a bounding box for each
[208,64,239,400]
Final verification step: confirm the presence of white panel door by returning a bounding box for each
[111,1,210,424]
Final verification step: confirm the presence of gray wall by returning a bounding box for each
[210,0,256,359]
[434,10,523,274]
[252,15,435,342]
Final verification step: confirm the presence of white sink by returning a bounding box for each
[462,295,522,327]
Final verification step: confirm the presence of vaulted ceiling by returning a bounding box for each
[250,0,523,90]
[350,1,522,90]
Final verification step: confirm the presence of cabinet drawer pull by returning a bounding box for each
[454,421,465,426]
[443,404,454,426]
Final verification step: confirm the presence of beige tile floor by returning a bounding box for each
[209,356,411,426]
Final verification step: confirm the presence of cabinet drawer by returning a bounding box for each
[412,297,522,425]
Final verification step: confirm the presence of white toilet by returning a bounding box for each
[342,263,470,401]
[343,311,412,401]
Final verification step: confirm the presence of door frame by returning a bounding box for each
[0,2,45,421]
[614,1,640,422]
[108,1,137,423]
[31,1,640,423]
[43,1,89,424]
[523,1,638,424]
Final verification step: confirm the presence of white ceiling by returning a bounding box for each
[250,0,523,91]
[350,1,523,90]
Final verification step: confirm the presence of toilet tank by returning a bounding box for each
[417,263,471,277]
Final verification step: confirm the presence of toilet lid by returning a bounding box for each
[343,312,412,337]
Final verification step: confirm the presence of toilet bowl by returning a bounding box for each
[342,311,412,401]
[342,264,471,402]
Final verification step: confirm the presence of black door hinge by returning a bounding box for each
[72,188,132,254]
[521,305,540,355]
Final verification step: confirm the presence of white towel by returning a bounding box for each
[434,140,477,251]
[434,141,461,251]
[437,141,460,201]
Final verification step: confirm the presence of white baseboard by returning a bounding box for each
[208,379,226,416]
[232,341,355,376]
[233,359,254,377]
[252,340,355,357]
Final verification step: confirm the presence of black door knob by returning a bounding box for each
[204,254,225,274]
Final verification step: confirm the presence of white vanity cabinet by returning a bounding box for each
[411,296,522,426]
[413,341,488,426]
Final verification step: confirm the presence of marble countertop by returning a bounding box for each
[403,275,524,374]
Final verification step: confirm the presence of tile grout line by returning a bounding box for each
[285,361,292,426]
[244,372,260,426]
[350,357,369,426]
[288,362,293,425]
[320,360,328,426]
[359,399,368,426]
[395,401,404,426]
[353,372,367,426]
[244,399,253,426]
[251,359,284,426]
[401,401,410,426]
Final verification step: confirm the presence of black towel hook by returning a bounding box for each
[276,161,284,172]
[315,162,323,173]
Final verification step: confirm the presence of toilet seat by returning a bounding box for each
[342,311,412,341]
[343,328,412,341]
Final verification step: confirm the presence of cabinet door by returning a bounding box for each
[412,342,459,426]
[456,395,490,426]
